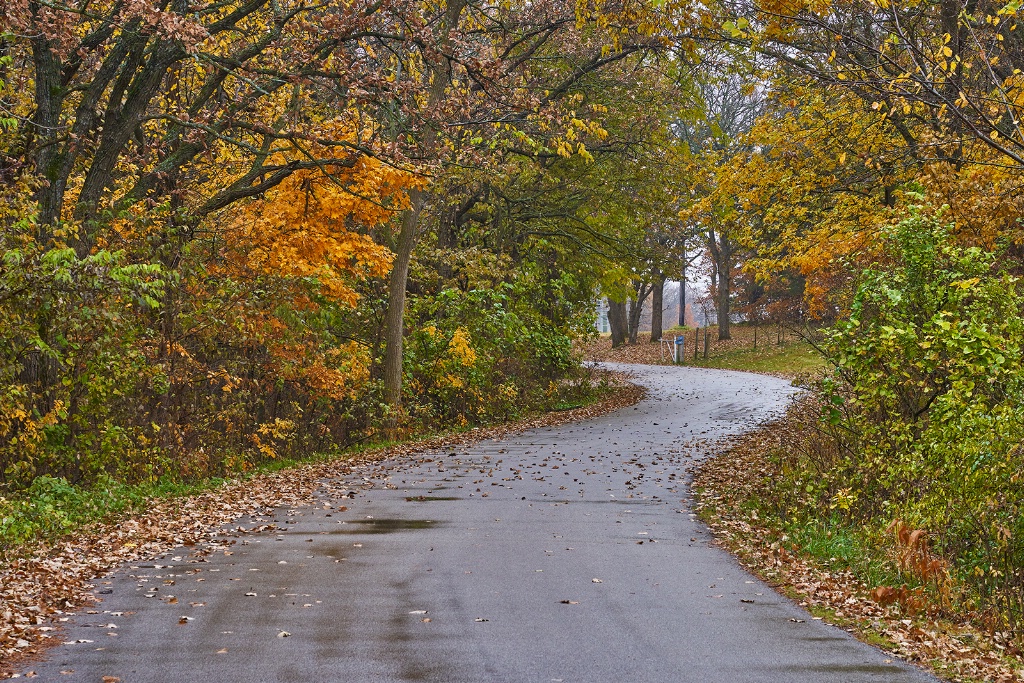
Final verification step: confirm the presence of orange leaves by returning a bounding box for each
[301,343,372,401]
[714,88,906,318]
[922,160,1024,249]
[887,520,952,595]
[867,520,952,616]
[224,128,422,306]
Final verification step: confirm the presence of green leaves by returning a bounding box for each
[722,17,750,39]
[814,203,1024,627]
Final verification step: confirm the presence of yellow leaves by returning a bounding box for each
[447,327,477,366]
[0,394,61,459]
[997,0,1021,15]
[707,88,908,318]
[252,418,296,460]
[422,325,477,366]
[257,418,295,440]
[923,158,1024,249]
[830,487,858,512]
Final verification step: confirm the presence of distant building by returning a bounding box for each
[595,299,610,333]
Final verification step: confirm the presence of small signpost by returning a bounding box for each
[662,334,686,364]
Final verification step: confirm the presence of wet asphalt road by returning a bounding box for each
[23,364,938,682]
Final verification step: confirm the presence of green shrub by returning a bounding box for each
[791,203,1024,631]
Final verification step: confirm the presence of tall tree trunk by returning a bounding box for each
[678,259,687,328]
[650,274,665,342]
[383,189,424,408]
[716,267,731,339]
[31,33,65,242]
[716,257,731,340]
[706,227,734,341]
[436,199,458,281]
[627,281,652,344]
[381,0,467,411]
[607,299,627,348]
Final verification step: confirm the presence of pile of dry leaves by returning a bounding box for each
[692,403,1024,683]
[0,371,644,677]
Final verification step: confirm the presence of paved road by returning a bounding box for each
[24,364,937,682]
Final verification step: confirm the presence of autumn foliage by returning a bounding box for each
[0,0,705,500]
[4,0,1024,651]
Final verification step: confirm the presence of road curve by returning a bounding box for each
[23,364,938,682]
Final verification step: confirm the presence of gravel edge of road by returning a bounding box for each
[1,371,646,678]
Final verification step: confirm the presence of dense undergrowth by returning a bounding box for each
[693,399,1023,682]
[732,205,1024,645]
[0,227,604,557]
[0,362,613,562]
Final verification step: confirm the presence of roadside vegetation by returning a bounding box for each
[692,208,1024,680]
[0,370,642,674]
[1,0,686,571]
[694,403,1024,683]
[0,367,626,562]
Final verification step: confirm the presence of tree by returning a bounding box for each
[675,75,764,339]
[718,80,913,320]
[608,299,629,347]
[734,0,1024,169]
[650,272,666,342]
[367,0,685,408]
